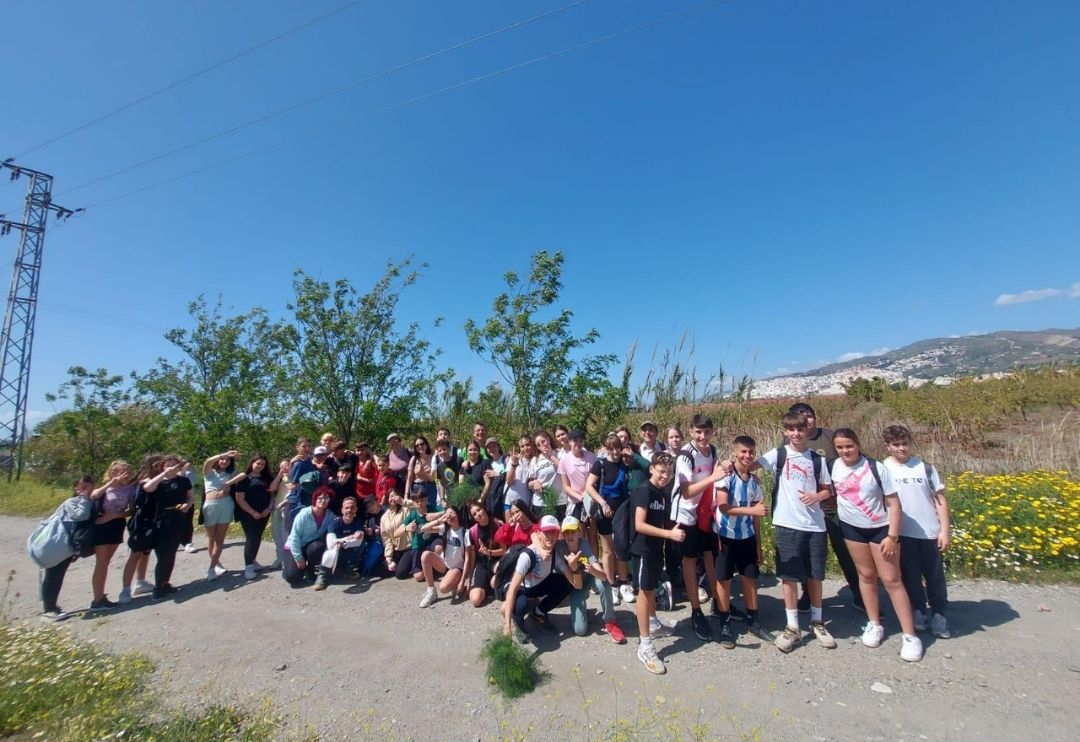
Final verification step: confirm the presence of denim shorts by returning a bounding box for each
[202,496,235,526]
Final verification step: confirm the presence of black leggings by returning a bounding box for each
[153,510,185,587]
[283,540,328,584]
[238,512,270,566]
[41,556,75,612]
[394,548,420,579]
[179,504,195,545]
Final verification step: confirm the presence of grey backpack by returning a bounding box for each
[27,496,96,568]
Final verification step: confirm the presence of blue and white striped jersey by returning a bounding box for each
[714,471,764,540]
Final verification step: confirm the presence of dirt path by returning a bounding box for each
[3,515,1078,741]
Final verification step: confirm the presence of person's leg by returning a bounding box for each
[135,552,149,583]
[569,582,589,636]
[181,505,195,546]
[41,557,74,612]
[91,543,119,602]
[599,534,616,584]
[153,514,182,587]
[870,541,916,635]
[421,550,446,588]
[240,515,258,566]
[922,541,948,617]
[439,568,463,595]
[825,513,861,600]
[846,540,881,623]
[271,506,287,564]
[681,557,700,610]
[395,550,417,579]
[282,553,304,584]
[536,574,574,614]
[512,586,533,630]
[121,550,144,591]
[899,536,927,614]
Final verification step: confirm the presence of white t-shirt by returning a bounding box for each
[531,454,563,506]
[514,546,565,589]
[504,457,532,507]
[831,457,896,529]
[670,444,716,526]
[638,441,667,462]
[758,446,831,533]
[883,456,945,539]
[443,526,467,571]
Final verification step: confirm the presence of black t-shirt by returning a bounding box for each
[331,515,363,540]
[629,481,669,557]
[235,473,272,512]
[805,427,837,464]
[331,452,358,474]
[156,475,191,509]
[589,458,635,501]
[436,455,461,489]
[465,459,489,488]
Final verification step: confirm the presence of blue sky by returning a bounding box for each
[2,0,1079,428]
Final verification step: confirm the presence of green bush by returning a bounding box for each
[0,478,69,518]
[481,632,547,699]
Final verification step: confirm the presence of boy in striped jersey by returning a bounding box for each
[713,436,773,646]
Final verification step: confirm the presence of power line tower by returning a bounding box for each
[0,160,81,480]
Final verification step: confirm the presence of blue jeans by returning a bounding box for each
[569,573,615,635]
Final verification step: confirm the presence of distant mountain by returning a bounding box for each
[751,328,1080,399]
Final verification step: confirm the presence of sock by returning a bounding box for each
[649,616,661,629]
[810,606,823,623]
[640,636,654,650]
[785,609,799,630]
[692,607,704,617]
[747,609,759,623]
[903,633,917,640]
[717,610,730,623]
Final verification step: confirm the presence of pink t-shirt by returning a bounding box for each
[556,450,596,504]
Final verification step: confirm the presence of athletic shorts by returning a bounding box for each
[630,552,664,592]
[566,501,590,523]
[595,499,620,536]
[422,536,446,554]
[715,535,759,580]
[201,496,234,526]
[840,521,889,545]
[678,526,718,559]
[93,517,126,546]
[774,525,827,582]
[471,561,493,596]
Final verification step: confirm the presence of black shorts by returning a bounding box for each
[93,517,126,546]
[566,501,589,523]
[595,500,619,536]
[715,535,759,580]
[774,525,827,582]
[678,526,718,558]
[840,521,889,544]
[422,536,445,554]
[630,552,664,591]
[471,561,493,596]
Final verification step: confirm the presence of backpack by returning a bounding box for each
[483,465,507,520]
[862,457,885,493]
[597,459,628,501]
[612,497,634,562]
[769,446,825,515]
[493,544,539,601]
[126,483,158,552]
[27,496,96,568]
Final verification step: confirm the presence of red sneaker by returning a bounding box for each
[603,620,626,644]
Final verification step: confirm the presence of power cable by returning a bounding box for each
[37,301,167,335]
[13,0,373,158]
[78,0,737,212]
[55,0,596,198]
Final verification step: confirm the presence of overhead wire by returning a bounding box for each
[14,0,374,159]
[55,0,597,198]
[79,0,737,212]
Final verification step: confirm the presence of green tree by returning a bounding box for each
[464,251,617,431]
[272,260,446,446]
[135,296,291,459]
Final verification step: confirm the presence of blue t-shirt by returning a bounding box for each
[331,515,364,540]
[714,472,763,540]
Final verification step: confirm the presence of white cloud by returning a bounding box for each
[995,287,1065,306]
[836,347,891,363]
[1071,282,1080,299]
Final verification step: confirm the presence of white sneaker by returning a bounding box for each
[619,583,636,604]
[419,586,437,608]
[636,641,666,674]
[207,567,218,582]
[213,564,227,577]
[611,586,622,606]
[184,543,195,553]
[697,586,710,604]
[912,608,928,631]
[132,580,154,596]
[930,613,950,639]
[244,565,256,580]
[117,587,132,605]
[861,622,885,648]
[901,634,924,662]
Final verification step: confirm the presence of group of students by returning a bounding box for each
[36,405,951,676]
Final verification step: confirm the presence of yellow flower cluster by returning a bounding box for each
[949,470,1080,577]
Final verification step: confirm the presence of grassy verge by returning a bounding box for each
[0,618,314,742]
[0,478,69,517]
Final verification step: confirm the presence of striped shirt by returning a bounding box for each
[714,472,763,540]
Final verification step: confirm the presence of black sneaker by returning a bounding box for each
[90,597,118,611]
[728,606,749,622]
[747,621,776,643]
[531,607,558,634]
[717,620,736,649]
[797,590,811,614]
[691,611,712,642]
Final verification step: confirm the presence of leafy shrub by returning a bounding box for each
[481,632,546,699]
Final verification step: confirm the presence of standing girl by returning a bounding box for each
[202,450,238,581]
[830,428,923,662]
[404,435,437,510]
[144,454,193,599]
[40,476,94,621]
[229,453,283,580]
[271,459,291,569]
[88,460,136,610]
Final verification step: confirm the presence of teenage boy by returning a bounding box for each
[882,425,950,638]
[757,411,836,653]
[559,515,623,643]
[434,439,461,503]
[669,414,726,642]
[788,402,860,613]
[502,515,580,643]
[630,452,686,674]
[714,436,774,646]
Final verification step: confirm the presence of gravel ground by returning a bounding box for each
[3,515,1078,742]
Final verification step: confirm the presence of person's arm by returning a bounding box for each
[355,462,375,486]
[717,489,767,518]
[502,570,526,636]
[225,471,247,486]
[684,463,725,498]
[585,471,608,516]
[634,503,685,542]
[560,472,581,504]
[287,461,303,492]
[203,451,238,476]
[934,477,950,552]
[404,457,416,495]
[880,493,903,559]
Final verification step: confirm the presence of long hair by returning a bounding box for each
[136,453,163,483]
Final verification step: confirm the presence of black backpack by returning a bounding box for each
[612,496,635,563]
[69,500,99,558]
[769,446,826,514]
[483,465,507,520]
[494,544,539,601]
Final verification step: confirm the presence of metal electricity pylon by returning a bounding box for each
[0,159,81,480]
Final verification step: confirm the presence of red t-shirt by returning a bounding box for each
[494,522,537,548]
[375,472,397,503]
[355,460,377,498]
